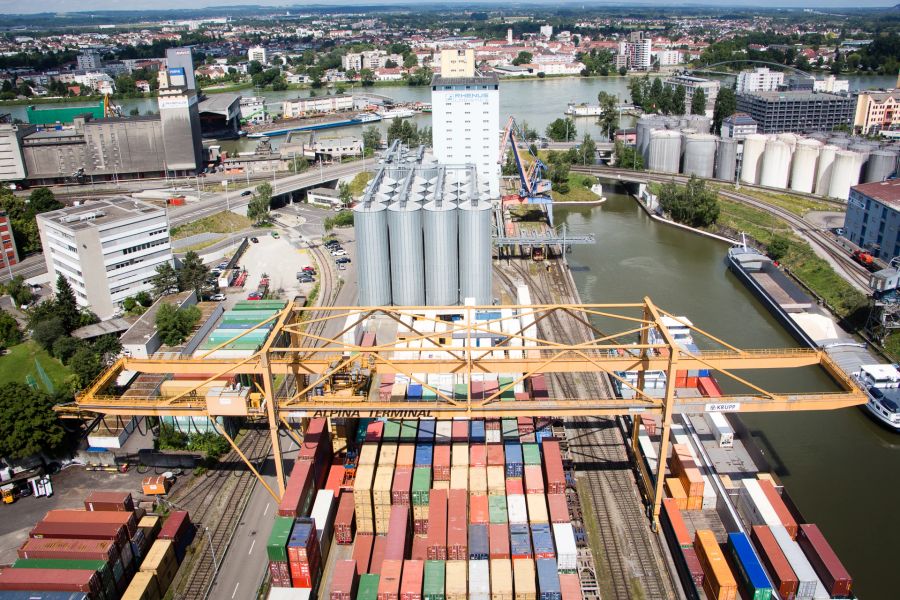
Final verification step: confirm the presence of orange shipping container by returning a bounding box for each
[669,444,696,478]
[757,480,799,539]
[693,530,737,600]
[396,444,415,467]
[686,495,703,511]
[665,478,688,511]
[679,466,704,498]
[142,476,171,496]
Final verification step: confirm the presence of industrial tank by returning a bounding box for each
[716,138,738,181]
[864,150,899,183]
[636,117,661,163]
[686,115,711,134]
[458,196,493,304]
[740,134,768,185]
[776,133,799,155]
[828,137,850,150]
[354,202,392,306]
[760,139,792,189]
[828,150,863,200]
[815,145,839,196]
[789,139,822,194]
[850,143,874,182]
[682,134,718,178]
[387,200,425,305]
[422,196,459,306]
[648,130,682,174]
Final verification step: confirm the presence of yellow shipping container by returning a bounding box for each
[452,443,468,467]
[446,560,468,600]
[138,515,161,542]
[140,539,178,590]
[487,466,506,494]
[470,467,488,494]
[686,495,703,511]
[413,504,430,521]
[396,444,415,467]
[359,445,379,466]
[513,558,537,600]
[694,530,738,600]
[433,480,450,491]
[373,465,394,505]
[525,494,548,524]
[122,571,160,600]
[490,558,513,600]
[450,466,469,491]
[665,477,688,511]
[354,464,375,533]
[378,443,398,466]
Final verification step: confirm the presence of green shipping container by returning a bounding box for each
[522,444,541,465]
[412,468,432,505]
[453,384,467,400]
[499,377,515,401]
[233,300,286,310]
[502,419,518,440]
[489,495,508,524]
[383,420,401,441]
[267,517,294,562]
[357,573,380,600]
[423,387,438,401]
[423,560,446,600]
[26,102,104,125]
[400,420,418,440]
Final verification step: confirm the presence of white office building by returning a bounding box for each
[36,198,173,319]
[540,25,553,39]
[814,75,850,94]
[736,68,784,93]
[654,49,684,67]
[431,51,500,197]
[248,46,267,64]
[76,51,102,71]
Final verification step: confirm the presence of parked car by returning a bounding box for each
[217,262,229,270]
[335,257,351,264]
[330,249,347,256]
[298,276,314,284]
[271,232,280,238]
[210,293,226,301]
[301,266,316,273]
[337,264,347,271]
[247,291,262,300]
[250,237,259,243]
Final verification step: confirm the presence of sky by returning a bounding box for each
[0,0,898,14]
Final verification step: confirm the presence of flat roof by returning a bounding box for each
[120,291,196,347]
[853,179,900,208]
[742,91,851,102]
[38,197,165,231]
[432,74,500,86]
[308,187,340,197]
[199,93,241,114]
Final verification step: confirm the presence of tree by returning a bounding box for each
[712,88,737,135]
[403,54,418,69]
[4,275,33,307]
[614,141,644,170]
[69,344,102,388]
[178,251,209,299]
[384,59,398,69]
[502,150,518,176]
[596,92,619,139]
[338,182,352,207]
[55,275,80,334]
[512,52,533,66]
[28,188,62,213]
[248,182,272,224]
[672,85,687,115]
[545,118,576,142]
[248,60,264,75]
[362,125,381,156]
[691,88,707,116]
[52,335,80,364]
[767,236,791,261]
[152,262,179,297]
[0,309,22,350]
[31,316,65,351]
[0,383,65,459]
[156,303,201,346]
[576,134,597,166]
[135,291,153,307]
[657,176,720,228]
[359,68,375,86]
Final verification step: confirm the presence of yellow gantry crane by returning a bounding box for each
[63,298,866,527]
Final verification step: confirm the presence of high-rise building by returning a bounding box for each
[248,46,267,65]
[0,211,19,272]
[36,197,173,319]
[540,25,553,39]
[165,47,197,91]
[439,49,475,77]
[76,51,101,71]
[664,75,719,115]
[736,91,855,133]
[629,38,652,71]
[431,50,500,197]
[157,68,204,174]
[736,68,784,93]
[507,28,513,44]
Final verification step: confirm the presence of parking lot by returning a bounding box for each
[237,235,316,299]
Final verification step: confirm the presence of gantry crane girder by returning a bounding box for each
[64,299,867,525]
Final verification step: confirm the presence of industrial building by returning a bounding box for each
[854,89,900,135]
[431,49,500,198]
[720,113,758,140]
[736,91,855,134]
[664,75,719,115]
[165,47,198,91]
[844,179,900,263]
[157,66,204,174]
[25,101,105,126]
[36,197,173,319]
[0,119,29,181]
[281,95,355,119]
[198,93,242,139]
[354,142,493,306]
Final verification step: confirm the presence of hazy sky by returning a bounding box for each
[0,0,898,15]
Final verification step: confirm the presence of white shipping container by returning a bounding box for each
[342,313,363,347]
[739,479,781,529]
[553,523,578,572]
[704,412,735,448]
[770,524,828,600]
[436,420,453,443]
[700,474,717,510]
[486,430,502,444]
[268,587,311,599]
[310,489,336,559]
[469,559,491,600]
[507,494,528,525]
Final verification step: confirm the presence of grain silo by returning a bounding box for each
[864,150,899,183]
[685,115,711,134]
[777,132,799,155]
[458,191,493,304]
[828,150,863,200]
[740,134,768,185]
[829,137,850,150]
[789,139,822,194]
[355,200,392,306]
[682,134,718,178]
[422,173,459,306]
[760,139,792,189]
[716,138,738,181]
[387,176,425,305]
[815,145,839,196]
[636,116,661,163]
[648,130,682,174]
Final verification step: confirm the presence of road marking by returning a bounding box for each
[231,582,240,599]
[264,502,271,516]
[248,539,256,555]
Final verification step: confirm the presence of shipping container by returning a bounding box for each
[471,421,486,443]
[377,560,403,600]
[541,441,565,495]
[331,560,359,600]
[545,495,568,525]
[536,559,561,600]
[279,460,315,518]
[469,524,489,560]
[400,559,424,600]
[504,444,523,478]
[682,546,705,588]
[358,574,380,600]
[491,559,513,600]
[470,445,487,468]
[757,481,798,539]
[490,523,511,560]
[0,568,101,596]
[505,479,523,497]
[525,494,548,525]
[269,560,292,588]
[797,524,852,598]
[445,561,467,600]
[726,532,773,600]
[361,445,380,466]
[412,468,432,506]
[469,560,490,600]
[661,498,692,549]
[510,524,533,560]
[749,526,799,600]
[140,539,179,592]
[432,446,450,481]
[396,444,415,468]
[312,490,337,560]
[17,538,118,564]
[508,495,528,525]
[85,491,135,512]
[522,444,541,466]
[268,517,295,563]
[418,420,436,443]
[557,573,580,600]
[122,570,159,600]
[447,489,468,561]
[427,490,448,561]
[355,464,376,534]
[393,467,413,506]
[33,511,128,540]
[336,491,357,545]
[423,560,445,600]
[411,536,428,562]
[738,479,781,532]
[694,530,737,600]
[470,494,489,525]
[384,505,410,562]
[470,467,488,494]
[352,534,375,576]
[552,524,577,573]
[769,525,827,599]
[449,466,468,491]
[665,478,688,511]
[513,558,537,600]
[489,495,508,524]
[487,445,505,467]
[29,521,128,550]
[524,466,544,495]
[269,587,312,600]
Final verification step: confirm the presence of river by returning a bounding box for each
[558,186,899,600]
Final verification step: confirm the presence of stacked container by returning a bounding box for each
[693,530,737,600]
[287,519,322,590]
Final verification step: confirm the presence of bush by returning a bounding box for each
[767,236,791,261]
[158,424,189,450]
[324,210,354,231]
[187,432,230,459]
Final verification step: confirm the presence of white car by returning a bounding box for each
[330,249,347,256]
[210,293,226,301]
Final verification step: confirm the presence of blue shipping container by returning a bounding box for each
[470,420,486,443]
[531,524,555,559]
[727,532,773,599]
[505,443,524,478]
[510,524,533,558]
[536,558,562,600]
[417,420,436,442]
[415,444,433,467]
[407,384,423,399]
[469,524,489,560]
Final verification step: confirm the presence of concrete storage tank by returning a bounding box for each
[387,200,425,305]
[864,150,899,183]
[355,201,392,306]
[458,195,493,304]
[850,143,874,181]
[636,117,661,163]
[740,134,768,185]
[686,115,711,134]
[716,138,738,181]
[422,195,459,306]
[815,145,838,196]
[828,150,862,200]
[760,139,792,189]
[648,130,682,174]
[790,139,822,194]
[829,137,850,149]
[682,134,717,178]
[777,133,799,155]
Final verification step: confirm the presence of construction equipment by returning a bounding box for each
[1,484,15,504]
[499,116,554,223]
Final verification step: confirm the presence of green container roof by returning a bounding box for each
[489,495,508,524]
[357,574,380,600]
[267,516,294,562]
[412,467,432,505]
[383,420,401,441]
[400,420,418,439]
[14,558,106,572]
[523,444,541,465]
[233,300,286,310]
[26,102,104,125]
[423,560,446,598]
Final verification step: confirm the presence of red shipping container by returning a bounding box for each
[559,573,581,600]
[370,536,387,575]
[797,524,852,598]
[524,465,544,495]
[505,478,524,496]
[514,392,530,401]
[392,467,413,506]
[400,559,424,600]
[278,460,314,517]
[487,444,505,466]
[384,505,410,561]
[662,498,692,548]
[377,559,403,600]
[681,547,705,586]
[470,444,487,467]
[447,489,468,561]
[43,509,138,537]
[485,418,501,431]
[17,538,118,563]
[433,446,451,481]
[542,440,566,494]
[268,560,292,587]
[489,523,510,559]
[352,534,375,576]
[414,519,428,536]
[299,418,333,489]
[547,494,569,524]
[325,460,348,494]
[366,421,384,442]
[469,494,489,524]
[426,490,448,561]
[411,535,428,561]
[757,480,799,539]
[750,525,799,600]
[84,491,134,512]
[451,421,468,443]
[517,417,534,433]
[331,560,359,600]
[0,568,101,595]
[30,521,127,549]
[335,491,356,545]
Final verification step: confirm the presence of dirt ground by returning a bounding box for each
[240,235,317,298]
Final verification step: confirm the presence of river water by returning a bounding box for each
[558,186,898,600]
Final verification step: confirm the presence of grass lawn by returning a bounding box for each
[348,171,373,197]
[724,186,842,217]
[0,341,72,393]
[171,211,252,240]
[551,173,602,202]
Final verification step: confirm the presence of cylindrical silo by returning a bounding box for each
[789,139,821,194]
[648,130,682,174]
[687,115,711,134]
[760,139,792,189]
[815,145,838,196]
[864,150,899,183]
[829,137,850,150]
[850,143,873,182]
[809,132,829,143]
[354,202,392,306]
[387,200,425,305]
[458,197,492,304]
[828,150,863,200]
[422,198,458,306]
[682,134,718,178]
[637,116,660,163]
[777,133,799,155]
[740,134,768,185]
[716,138,738,181]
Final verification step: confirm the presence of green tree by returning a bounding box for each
[177,251,209,299]
[629,76,645,107]
[403,54,418,69]
[338,182,352,207]
[767,236,791,261]
[28,188,62,213]
[52,335,80,363]
[69,344,102,388]
[512,52,533,66]
[691,88,707,116]
[672,85,687,115]
[614,140,644,170]
[135,291,153,307]
[712,88,737,134]
[0,309,22,350]
[596,92,619,139]
[247,60,263,75]
[4,275,33,307]
[0,383,65,458]
[362,125,382,156]
[54,275,80,334]
[359,68,375,86]
[31,316,66,351]
[248,182,272,224]
[545,118,577,142]
[576,134,597,166]
[502,150,518,176]
[151,262,179,297]
[657,176,720,227]
[156,303,201,346]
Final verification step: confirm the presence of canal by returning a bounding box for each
[558,185,898,600]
